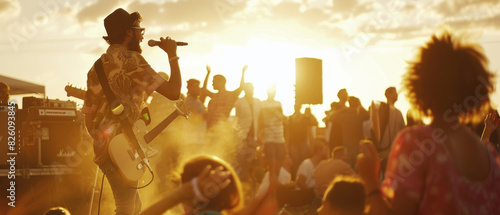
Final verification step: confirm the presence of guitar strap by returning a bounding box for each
[93,58,147,160]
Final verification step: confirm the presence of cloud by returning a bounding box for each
[128,0,245,27]
[73,0,500,50]
[332,0,357,11]
[434,0,499,17]
[123,0,247,39]
[271,1,331,24]
[0,0,20,18]
[446,12,500,30]
[354,10,500,44]
[332,0,373,17]
[76,0,127,23]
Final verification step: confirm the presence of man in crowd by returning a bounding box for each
[295,138,329,190]
[376,87,405,176]
[314,146,355,199]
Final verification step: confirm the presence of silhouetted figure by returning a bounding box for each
[185,79,206,116]
[286,103,314,178]
[314,146,355,199]
[330,96,369,167]
[357,31,500,215]
[295,138,328,190]
[182,78,207,146]
[331,88,348,112]
[234,82,261,180]
[258,85,287,200]
[374,87,405,177]
[83,8,181,214]
[304,107,319,139]
[0,81,10,104]
[325,89,349,146]
[202,65,246,129]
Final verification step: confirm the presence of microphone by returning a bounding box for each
[148,39,188,47]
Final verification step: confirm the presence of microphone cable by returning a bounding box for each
[98,169,109,215]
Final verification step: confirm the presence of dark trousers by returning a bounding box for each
[99,160,142,215]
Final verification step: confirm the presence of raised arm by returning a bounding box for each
[232,65,248,96]
[155,37,181,100]
[200,65,214,103]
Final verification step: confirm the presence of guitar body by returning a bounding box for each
[66,84,191,185]
[108,120,148,185]
[107,100,189,185]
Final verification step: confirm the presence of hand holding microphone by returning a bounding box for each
[148,39,188,47]
[149,37,187,57]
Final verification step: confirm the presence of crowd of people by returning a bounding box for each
[28,8,500,215]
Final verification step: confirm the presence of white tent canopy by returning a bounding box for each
[0,74,45,96]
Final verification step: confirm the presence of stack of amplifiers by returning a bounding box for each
[23,106,82,167]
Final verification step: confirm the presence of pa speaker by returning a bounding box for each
[39,121,81,166]
[295,58,323,104]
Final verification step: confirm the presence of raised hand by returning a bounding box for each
[194,165,232,202]
[482,113,500,142]
[485,113,500,131]
[206,65,211,74]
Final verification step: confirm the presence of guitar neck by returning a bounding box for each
[144,111,179,144]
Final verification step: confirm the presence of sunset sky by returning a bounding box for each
[2,0,500,125]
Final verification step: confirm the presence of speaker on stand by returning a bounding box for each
[295,57,323,105]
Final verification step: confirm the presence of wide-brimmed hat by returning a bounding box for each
[104,8,135,39]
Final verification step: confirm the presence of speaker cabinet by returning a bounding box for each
[39,121,81,166]
[295,57,323,104]
[21,120,81,167]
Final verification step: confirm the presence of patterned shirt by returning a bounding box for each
[382,126,500,215]
[206,91,239,129]
[259,100,286,143]
[82,44,165,165]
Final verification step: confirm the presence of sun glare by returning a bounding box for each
[206,38,313,115]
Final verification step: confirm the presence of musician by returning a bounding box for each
[82,8,181,215]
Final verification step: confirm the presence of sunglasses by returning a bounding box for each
[131,27,145,35]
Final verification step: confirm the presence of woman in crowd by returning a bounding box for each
[140,155,242,215]
[357,31,500,214]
